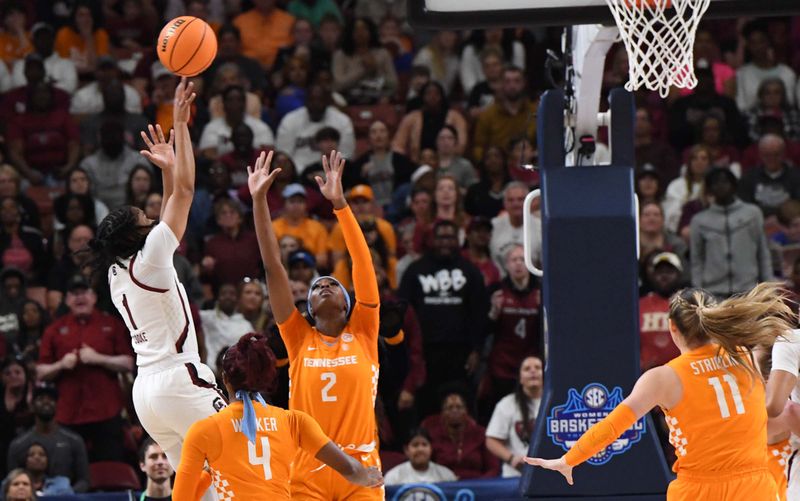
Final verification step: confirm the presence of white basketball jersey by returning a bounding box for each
[109,222,199,367]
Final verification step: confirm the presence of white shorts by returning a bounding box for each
[789,449,800,501]
[133,356,227,470]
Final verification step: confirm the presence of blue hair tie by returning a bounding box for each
[235,390,267,444]
[307,276,351,317]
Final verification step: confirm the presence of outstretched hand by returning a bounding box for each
[247,150,280,197]
[524,456,574,485]
[173,77,196,125]
[140,124,175,170]
[316,150,347,209]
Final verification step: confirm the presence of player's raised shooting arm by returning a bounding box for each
[161,77,196,243]
[248,151,296,324]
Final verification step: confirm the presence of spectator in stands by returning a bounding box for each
[276,83,355,173]
[0,165,41,230]
[36,274,133,462]
[485,356,543,478]
[0,268,26,347]
[384,428,457,485]
[393,81,468,163]
[207,63,262,120]
[104,0,158,55]
[200,282,253,369]
[79,119,144,209]
[462,217,500,287]
[287,249,318,286]
[329,184,396,265]
[744,78,800,143]
[273,183,329,268]
[460,29,525,95]
[219,123,263,188]
[204,24,267,95]
[56,168,108,227]
[70,58,142,117]
[739,134,800,218]
[332,17,397,105]
[46,224,92,312]
[199,85,274,160]
[639,252,683,371]
[278,234,301,268]
[7,81,80,185]
[473,66,537,162]
[690,167,772,297]
[201,197,262,288]
[437,125,478,190]
[138,438,173,501]
[0,4,31,66]
[687,114,741,176]
[11,23,78,94]
[398,220,488,416]
[273,17,328,76]
[8,383,90,492]
[15,300,48,365]
[467,48,504,118]
[232,0,295,69]
[489,182,540,273]
[669,65,746,152]
[404,65,431,112]
[663,145,712,233]
[52,193,95,243]
[124,165,154,209]
[2,469,34,501]
[347,120,416,209]
[378,15,413,73]
[484,244,542,409]
[355,0,407,27]
[287,0,342,27]
[0,357,33,472]
[639,201,687,265]
[79,79,148,156]
[413,175,467,253]
[635,164,663,205]
[421,389,499,479]
[1,55,69,120]
[255,152,298,218]
[23,442,73,495]
[635,107,680,182]
[238,278,269,332]
[314,14,343,66]
[465,146,509,219]
[274,55,310,123]
[685,28,736,99]
[54,2,109,78]
[412,31,460,95]
[737,20,797,112]
[0,198,47,287]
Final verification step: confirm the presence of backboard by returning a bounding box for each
[409,0,800,29]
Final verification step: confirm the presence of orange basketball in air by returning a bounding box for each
[157,16,217,77]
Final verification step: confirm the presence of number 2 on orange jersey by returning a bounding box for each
[708,375,745,419]
[321,372,337,402]
[248,436,272,479]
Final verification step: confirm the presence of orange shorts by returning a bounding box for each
[667,467,778,501]
[290,448,384,501]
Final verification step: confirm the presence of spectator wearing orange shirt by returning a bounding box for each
[273,183,329,269]
[329,184,396,272]
[0,4,31,67]
[54,2,110,77]
[233,0,295,69]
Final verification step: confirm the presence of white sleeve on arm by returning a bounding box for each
[772,330,800,376]
[485,396,513,440]
[139,222,180,269]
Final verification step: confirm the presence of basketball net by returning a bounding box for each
[605,0,711,97]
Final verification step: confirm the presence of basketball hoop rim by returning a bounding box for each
[408,0,800,29]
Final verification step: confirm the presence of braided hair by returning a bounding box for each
[87,206,150,281]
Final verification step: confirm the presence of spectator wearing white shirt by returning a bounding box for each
[0,57,11,92]
[460,29,525,96]
[276,82,355,174]
[69,57,142,116]
[198,85,274,160]
[384,428,457,486]
[485,356,543,478]
[11,23,78,95]
[199,283,254,371]
[736,21,797,112]
[412,31,460,95]
[490,182,541,275]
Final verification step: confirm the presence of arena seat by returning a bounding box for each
[89,461,141,491]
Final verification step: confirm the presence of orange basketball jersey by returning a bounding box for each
[664,344,770,474]
[172,401,330,500]
[279,305,380,463]
[768,438,791,501]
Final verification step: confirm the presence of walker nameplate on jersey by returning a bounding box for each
[546,383,647,465]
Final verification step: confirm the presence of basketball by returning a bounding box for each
[157,16,217,77]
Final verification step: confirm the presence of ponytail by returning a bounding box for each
[222,332,277,395]
[670,282,796,379]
